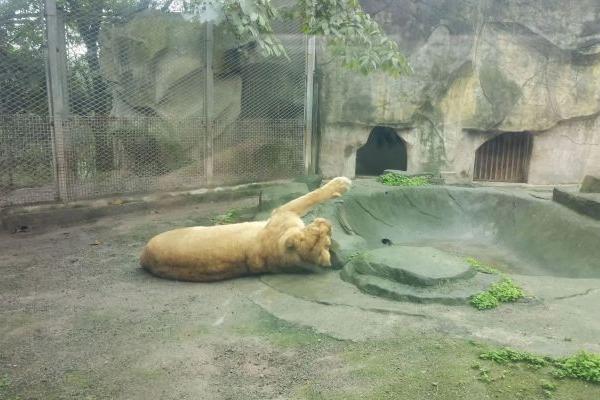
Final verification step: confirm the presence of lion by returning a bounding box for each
[140,177,352,281]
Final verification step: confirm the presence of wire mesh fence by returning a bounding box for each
[0,0,309,207]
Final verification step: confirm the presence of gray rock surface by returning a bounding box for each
[318,0,600,184]
[553,187,600,220]
[581,175,600,193]
[345,246,475,286]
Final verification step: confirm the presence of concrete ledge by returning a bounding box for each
[0,180,291,233]
[552,188,600,220]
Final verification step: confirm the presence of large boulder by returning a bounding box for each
[100,11,242,122]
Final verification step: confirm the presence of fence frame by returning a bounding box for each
[25,0,315,206]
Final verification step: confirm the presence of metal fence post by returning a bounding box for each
[304,36,316,175]
[45,0,70,202]
[204,21,214,185]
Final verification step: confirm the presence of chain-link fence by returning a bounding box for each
[0,0,311,207]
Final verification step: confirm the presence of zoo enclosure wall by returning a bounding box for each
[0,0,314,208]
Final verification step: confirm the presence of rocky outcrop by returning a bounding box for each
[100,11,242,122]
[318,0,600,184]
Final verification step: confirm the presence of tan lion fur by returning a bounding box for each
[140,177,352,281]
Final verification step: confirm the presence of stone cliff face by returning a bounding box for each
[318,0,600,184]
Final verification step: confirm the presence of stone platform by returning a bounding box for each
[340,246,500,305]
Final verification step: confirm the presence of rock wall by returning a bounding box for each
[100,11,242,123]
[317,0,600,184]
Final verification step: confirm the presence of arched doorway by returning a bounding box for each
[356,126,407,176]
[473,132,533,182]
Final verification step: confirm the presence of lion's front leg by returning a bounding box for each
[273,177,351,217]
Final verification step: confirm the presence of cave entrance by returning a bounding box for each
[473,132,533,183]
[355,126,407,176]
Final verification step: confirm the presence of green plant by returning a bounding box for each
[211,209,240,225]
[480,347,600,385]
[0,375,10,390]
[553,351,600,383]
[470,278,524,310]
[377,173,431,187]
[540,379,557,391]
[480,348,549,368]
[466,257,500,275]
[488,278,524,302]
[182,0,410,76]
[470,292,499,310]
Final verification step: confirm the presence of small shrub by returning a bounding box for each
[470,292,499,310]
[553,351,600,383]
[377,172,430,186]
[470,278,524,310]
[488,279,524,302]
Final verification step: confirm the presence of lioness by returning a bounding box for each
[140,177,351,281]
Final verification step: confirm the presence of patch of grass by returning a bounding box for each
[466,257,500,274]
[541,379,557,391]
[211,208,240,225]
[480,347,600,386]
[234,308,332,348]
[480,348,549,367]
[377,172,431,186]
[0,375,11,391]
[470,278,524,310]
[553,351,600,383]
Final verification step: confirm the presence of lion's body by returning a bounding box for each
[140,177,351,282]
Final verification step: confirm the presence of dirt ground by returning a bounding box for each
[1,198,599,400]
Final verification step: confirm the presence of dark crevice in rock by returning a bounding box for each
[552,288,600,300]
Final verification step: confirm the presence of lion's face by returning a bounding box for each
[283,218,332,268]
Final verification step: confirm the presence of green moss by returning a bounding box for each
[234,309,332,348]
[377,172,431,187]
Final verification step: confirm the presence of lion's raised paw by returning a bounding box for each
[323,176,352,198]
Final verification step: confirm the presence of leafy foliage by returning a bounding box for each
[470,291,499,310]
[465,257,524,310]
[480,347,600,384]
[296,0,410,76]
[377,172,431,186]
[488,278,524,302]
[466,257,500,275]
[480,348,549,367]
[553,352,600,383]
[182,0,410,76]
[470,278,524,310]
